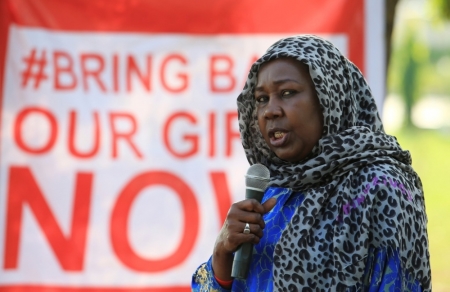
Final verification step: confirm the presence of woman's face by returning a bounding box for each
[255,58,323,162]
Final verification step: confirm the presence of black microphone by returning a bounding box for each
[231,163,270,279]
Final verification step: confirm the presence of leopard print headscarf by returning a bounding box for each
[237,35,431,291]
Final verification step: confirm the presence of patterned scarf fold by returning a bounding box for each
[237,35,430,290]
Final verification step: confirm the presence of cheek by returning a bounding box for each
[256,110,264,130]
[257,118,265,138]
[257,115,270,142]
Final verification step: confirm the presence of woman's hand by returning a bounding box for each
[212,197,277,281]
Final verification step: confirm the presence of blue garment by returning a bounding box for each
[191,187,423,291]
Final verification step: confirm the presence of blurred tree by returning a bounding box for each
[430,0,450,20]
[374,1,448,128]
[386,0,400,70]
[401,27,418,128]
[398,22,429,128]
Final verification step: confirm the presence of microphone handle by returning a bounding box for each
[231,188,264,279]
[245,187,265,201]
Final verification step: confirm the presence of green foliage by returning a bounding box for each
[388,21,430,128]
[429,0,450,21]
[387,3,450,129]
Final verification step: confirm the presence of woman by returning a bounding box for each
[192,35,431,291]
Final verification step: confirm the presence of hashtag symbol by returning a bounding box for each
[21,48,48,89]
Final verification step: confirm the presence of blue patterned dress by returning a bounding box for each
[191,187,423,291]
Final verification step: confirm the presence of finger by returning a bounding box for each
[226,230,261,249]
[236,198,266,214]
[226,212,264,232]
[262,197,277,213]
[242,222,263,238]
[227,202,265,227]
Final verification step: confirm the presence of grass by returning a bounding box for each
[393,128,450,291]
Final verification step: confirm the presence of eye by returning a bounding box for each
[281,90,295,96]
[255,95,268,104]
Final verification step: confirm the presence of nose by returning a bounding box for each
[263,95,283,119]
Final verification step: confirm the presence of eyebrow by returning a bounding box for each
[254,78,301,92]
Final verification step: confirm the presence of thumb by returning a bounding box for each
[262,197,277,214]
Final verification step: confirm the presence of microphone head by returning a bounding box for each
[245,163,270,191]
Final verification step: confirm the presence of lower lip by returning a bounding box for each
[269,132,288,147]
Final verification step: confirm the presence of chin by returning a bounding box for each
[275,151,307,163]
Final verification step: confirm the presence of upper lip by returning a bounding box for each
[268,127,288,138]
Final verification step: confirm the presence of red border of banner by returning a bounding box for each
[0,0,364,291]
[0,0,11,163]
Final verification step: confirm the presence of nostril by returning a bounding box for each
[264,107,282,119]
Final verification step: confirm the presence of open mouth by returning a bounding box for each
[269,129,288,147]
[273,131,286,140]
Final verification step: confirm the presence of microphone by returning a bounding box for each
[231,163,270,279]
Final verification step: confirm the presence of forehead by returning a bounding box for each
[256,58,310,86]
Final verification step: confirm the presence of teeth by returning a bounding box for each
[274,131,285,139]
